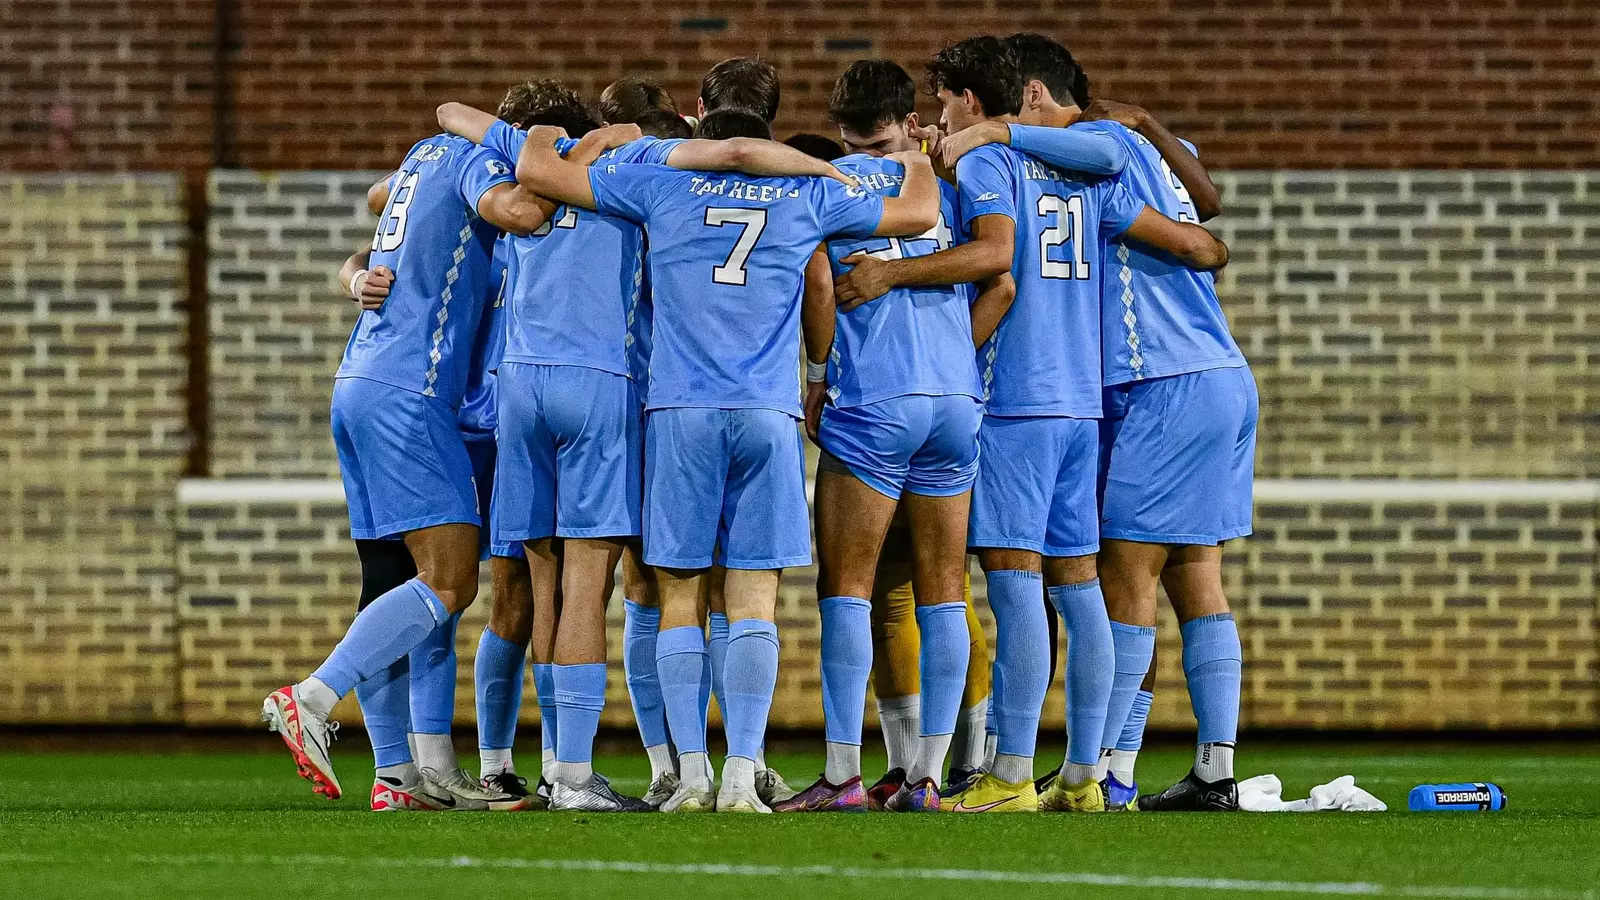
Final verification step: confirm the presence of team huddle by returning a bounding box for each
[262,32,1256,816]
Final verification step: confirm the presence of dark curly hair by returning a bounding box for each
[925,36,1023,118]
[496,79,599,137]
[828,60,916,136]
[1005,32,1091,109]
[700,57,781,123]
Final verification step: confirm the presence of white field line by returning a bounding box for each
[177,478,1600,505]
[0,851,1592,900]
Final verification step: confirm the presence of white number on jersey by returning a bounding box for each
[856,211,954,262]
[704,207,767,286]
[374,171,420,252]
[532,204,579,236]
[1037,194,1090,280]
[1159,158,1199,223]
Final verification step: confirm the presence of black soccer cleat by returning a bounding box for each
[482,771,532,799]
[1033,764,1061,795]
[1136,769,1239,811]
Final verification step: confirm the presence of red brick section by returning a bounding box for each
[3,0,1598,171]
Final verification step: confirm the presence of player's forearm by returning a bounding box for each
[436,102,498,144]
[875,157,939,237]
[1005,123,1128,176]
[514,126,598,211]
[337,244,372,297]
[567,124,644,168]
[801,249,837,365]
[1122,209,1229,270]
[1134,114,1222,221]
[879,235,1010,290]
[969,273,1016,348]
[668,138,840,181]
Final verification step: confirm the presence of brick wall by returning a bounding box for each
[6,1,1598,172]
[0,175,190,723]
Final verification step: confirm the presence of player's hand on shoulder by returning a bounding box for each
[938,120,1007,170]
[355,265,394,310]
[594,123,643,149]
[910,123,945,158]
[834,252,893,311]
[1080,99,1149,130]
[526,125,569,146]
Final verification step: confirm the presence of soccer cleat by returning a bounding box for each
[755,768,797,805]
[945,773,1039,813]
[1033,764,1061,796]
[941,766,984,800]
[772,775,867,813]
[370,776,450,812]
[421,766,532,811]
[550,774,653,812]
[482,771,534,806]
[642,772,680,809]
[1137,770,1239,812]
[660,779,717,813]
[531,777,553,811]
[262,685,342,800]
[866,767,906,811]
[716,782,772,814]
[884,777,941,812]
[1104,773,1139,811]
[1039,774,1106,812]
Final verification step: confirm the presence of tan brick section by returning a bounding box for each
[0,175,189,723]
[6,1,1597,172]
[174,492,1598,731]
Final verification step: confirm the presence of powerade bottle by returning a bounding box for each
[1408,783,1507,811]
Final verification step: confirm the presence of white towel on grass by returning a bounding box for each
[1238,774,1387,812]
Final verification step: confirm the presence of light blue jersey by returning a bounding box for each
[956,142,1143,418]
[456,236,511,438]
[824,155,979,408]
[337,134,515,405]
[589,164,885,416]
[484,123,683,383]
[1006,121,1246,384]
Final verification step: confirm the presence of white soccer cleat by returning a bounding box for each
[716,782,772,814]
[421,766,532,811]
[660,778,717,813]
[262,685,342,800]
[642,772,681,809]
[550,775,653,812]
[370,776,451,812]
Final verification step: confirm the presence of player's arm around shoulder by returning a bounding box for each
[1081,99,1222,221]
[662,137,856,186]
[873,151,939,236]
[506,124,602,214]
[1122,206,1229,271]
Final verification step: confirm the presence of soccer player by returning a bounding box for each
[515,107,939,812]
[946,33,1253,812]
[698,57,781,123]
[261,120,555,803]
[835,36,1229,812]
[775,59,1002,814]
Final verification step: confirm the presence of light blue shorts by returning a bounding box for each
[1099,366,1258,546]
[644,407,810,570]
[968,414,1100,557]
[492,362,643,544]
[464,435,525,560]
[331,376,479,540]
[818,394,982,500]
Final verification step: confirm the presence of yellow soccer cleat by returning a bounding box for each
[945,773,1039,813]
[1039,775,1106,812]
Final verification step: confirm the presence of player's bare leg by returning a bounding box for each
[519,537,564,795]
[777,466,894,812]
[655,566,716,812]
[621,544,677,805]
[718,567,786,812]
[265,522,480,800]
[1139,543,1241,811]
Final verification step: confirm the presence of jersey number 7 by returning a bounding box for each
[705,207,768,286]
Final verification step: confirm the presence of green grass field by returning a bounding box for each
[2,739,1596,899]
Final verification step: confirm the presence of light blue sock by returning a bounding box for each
[312,578,449,697]
[914,602,969,737]
[533,663,557,754]
[355,657,412,769]
[475,629,526,753]
[1118,689,1154,751]
[818,596,871,747]
[985,663,998,737]
[1101,621,1156,751]
[697,645,712,736]
[1048,579,1114,767]
[1182,613,1242,745]
[708,611,730,721]
[623,601,669,749]
[656,625,708,755]
[408,611,461,735]
[723,618,778,761]
[986,570,1049,759]
[553,663,607,765]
